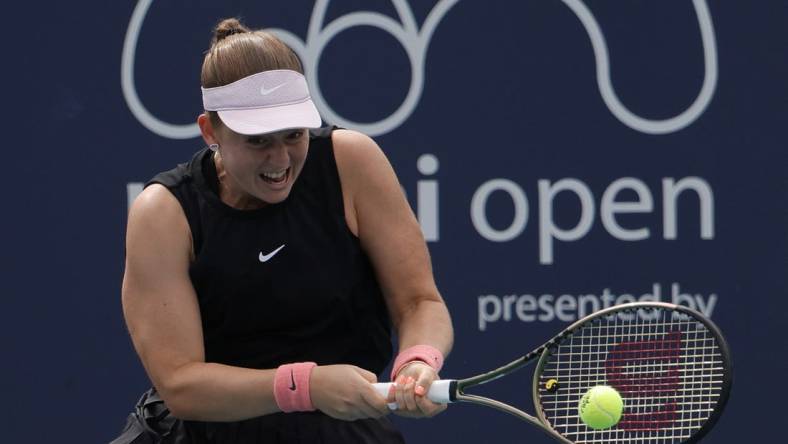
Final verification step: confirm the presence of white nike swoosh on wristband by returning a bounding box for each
[259,244,285,262]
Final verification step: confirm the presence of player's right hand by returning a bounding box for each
[309,364,391,420]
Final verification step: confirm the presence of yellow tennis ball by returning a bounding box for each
[578,386,623,430]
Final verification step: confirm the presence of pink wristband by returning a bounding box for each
[273,362,317,412]
[390,345,444,380]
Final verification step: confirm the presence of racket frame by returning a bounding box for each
[447,302,733,444]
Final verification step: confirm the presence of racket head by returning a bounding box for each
[533,302,732,444]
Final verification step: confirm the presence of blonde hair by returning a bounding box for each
[201,18,303,127]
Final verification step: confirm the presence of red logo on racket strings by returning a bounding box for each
[605,330,682,431]
[617,402,679,432]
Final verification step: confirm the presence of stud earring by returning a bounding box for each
[209,143,219,152]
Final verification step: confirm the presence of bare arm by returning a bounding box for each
[333,130,454,416]
[122,184,281,421]
[123,184,389,421]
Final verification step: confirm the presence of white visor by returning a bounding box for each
[201,70,322,135]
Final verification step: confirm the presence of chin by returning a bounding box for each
[257,188,292,205]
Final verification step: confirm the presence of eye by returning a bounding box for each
[286,130,304,140]
[247,136,271,147]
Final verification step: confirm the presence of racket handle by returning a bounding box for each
[372,379,454,410]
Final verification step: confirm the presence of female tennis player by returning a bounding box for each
[113,17,453,444]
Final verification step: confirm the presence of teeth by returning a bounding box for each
[262,169,287,180]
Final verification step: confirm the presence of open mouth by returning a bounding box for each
[259,167,290,184]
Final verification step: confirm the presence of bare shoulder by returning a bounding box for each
[130,184,181,219]
[331,129,397,187]
[332,127,389,162]
[331,128,378,150]
[128,184,187,229]
[330,129,402,237]
[126,183,192,258]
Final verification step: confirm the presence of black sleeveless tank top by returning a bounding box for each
[147,127,393,374]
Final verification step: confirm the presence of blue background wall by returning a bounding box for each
[4,1,786,442]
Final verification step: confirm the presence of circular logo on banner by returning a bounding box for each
[121,0,718,139]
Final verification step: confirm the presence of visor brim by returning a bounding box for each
[217,99,322,135]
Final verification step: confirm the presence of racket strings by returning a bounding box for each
[536,308,725,444]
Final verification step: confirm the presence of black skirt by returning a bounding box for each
[109,389,405,444]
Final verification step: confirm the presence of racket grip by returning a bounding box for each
[373,380,454,410]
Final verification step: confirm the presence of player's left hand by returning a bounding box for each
[388,361,447,418]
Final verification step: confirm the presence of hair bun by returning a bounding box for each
[212,18,251,44]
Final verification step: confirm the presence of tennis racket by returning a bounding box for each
[374,301,732,444]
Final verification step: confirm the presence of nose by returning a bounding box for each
[266,139,290,166]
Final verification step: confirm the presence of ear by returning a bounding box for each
[198,113,219,145]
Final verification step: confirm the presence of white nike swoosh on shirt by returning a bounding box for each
[259,244,285,262]
[260,83,286,95]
